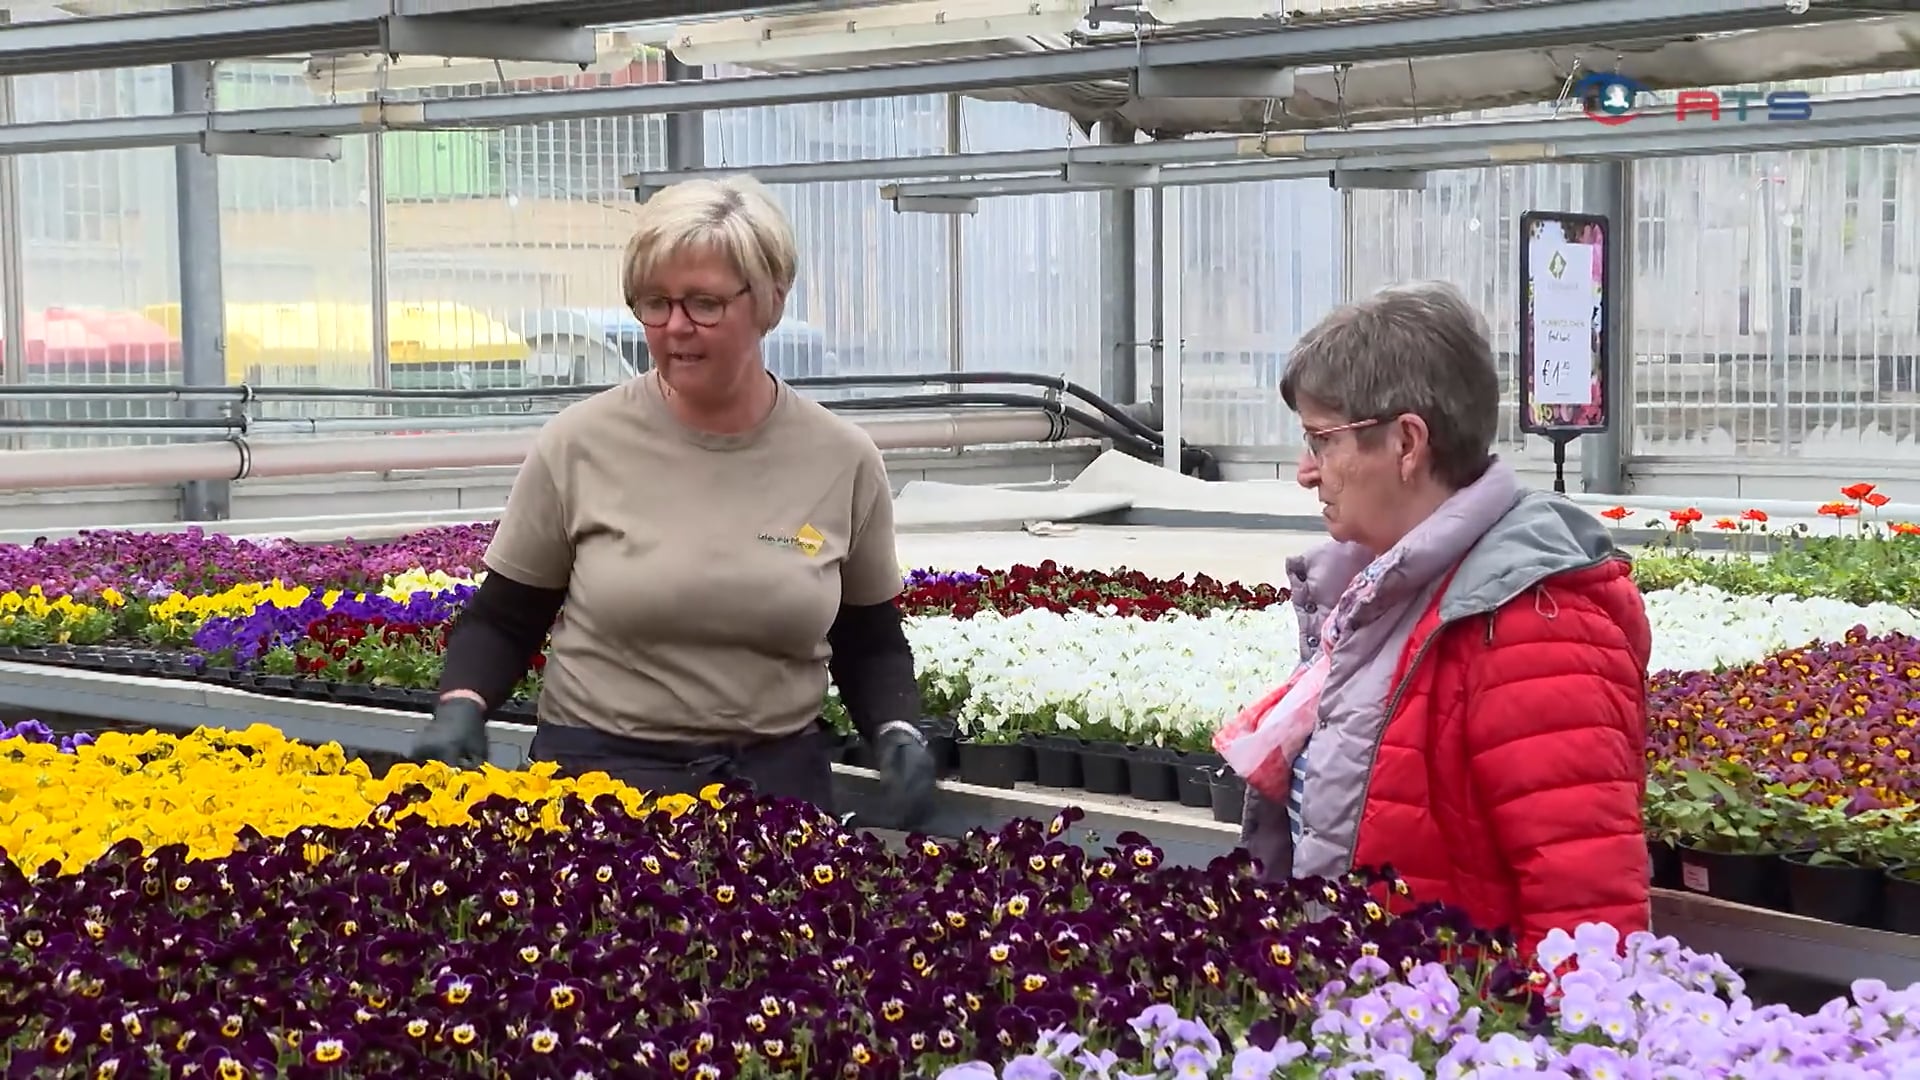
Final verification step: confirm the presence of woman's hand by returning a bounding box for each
[408,694,491,770]
[873,721,937,828]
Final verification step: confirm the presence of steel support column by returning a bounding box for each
[0,13,24,452]
[1581,160,1631,495]
[1098,120,1137,405]
[368,101,391,392]
[946,94,964,376]
[1159,186,1184,473]
[171,61,230,522]
[663,55,704,173]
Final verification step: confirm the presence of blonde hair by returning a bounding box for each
[621,175,797,333]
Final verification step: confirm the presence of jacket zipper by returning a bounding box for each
[1333,551,1619,870]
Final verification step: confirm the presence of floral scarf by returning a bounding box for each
[1213,545,1405,801]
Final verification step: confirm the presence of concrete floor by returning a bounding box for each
[896,526,1323,586]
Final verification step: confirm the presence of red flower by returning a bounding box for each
[1818,502,1861,519]
[1712,518,1738,531]
[1668,508,1703,527]
[1741,508,1769,523]
[1842,483,1877,501]
[1866,492,1891,508]
[1599,506,1630,522]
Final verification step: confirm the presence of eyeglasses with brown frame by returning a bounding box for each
[1301,416,1385,462]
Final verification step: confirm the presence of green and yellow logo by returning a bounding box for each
[759,523,825,557]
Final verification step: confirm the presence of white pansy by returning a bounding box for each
[901,584,1920,744]
[379,568,479,601]
[904,607,1299,747]
[1640,581,1920,674]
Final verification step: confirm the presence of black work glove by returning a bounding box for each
[873,721,937,830]
[407,695,490,770]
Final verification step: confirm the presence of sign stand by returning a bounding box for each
[1516,210,1611,496]
[1546,431,1577,495]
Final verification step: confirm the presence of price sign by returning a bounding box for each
[1518,210,1610,436]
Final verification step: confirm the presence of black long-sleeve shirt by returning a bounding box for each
[438,568,919,743]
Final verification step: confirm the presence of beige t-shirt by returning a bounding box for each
[483,370,903,743]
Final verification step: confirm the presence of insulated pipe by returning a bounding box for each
[0,409,1084,493]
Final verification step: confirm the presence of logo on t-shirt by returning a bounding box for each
[758,523,826,557]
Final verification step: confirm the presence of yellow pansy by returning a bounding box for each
[0,724,682,875]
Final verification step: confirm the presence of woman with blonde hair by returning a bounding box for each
[407,175,937,826]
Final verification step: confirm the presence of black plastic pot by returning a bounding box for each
[915,717,960,776]
[955,741,1031,789]
[1647,838,1681,889]
[1677,843,1788,910]
[1175,764,1213,808]
[1126,754,1179,802]
[369,686,413,709]
[1782,851,1885,928]
[1209,772,1246,824]
[290,680,334,702]
[330,684,372,708]
[1884,865,1920,936]
[1030,743,1083,789]
[1079,748,1129,795]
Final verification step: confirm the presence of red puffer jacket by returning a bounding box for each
[1260,471,1656,967]
[1356,555,1654,960]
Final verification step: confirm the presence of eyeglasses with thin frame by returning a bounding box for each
[634,285,751,328]
[1301,417,1383,462]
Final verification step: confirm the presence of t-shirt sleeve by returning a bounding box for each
[482,438,574,591]
[841,440,903,608]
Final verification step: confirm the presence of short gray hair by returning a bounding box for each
[1280,280,1500,489]
[621,175,798,333]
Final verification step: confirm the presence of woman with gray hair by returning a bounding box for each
[405,175,937,828]
[1217,280,1652,961]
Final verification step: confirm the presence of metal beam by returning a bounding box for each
[380,14,597,64]
[0,0,607,77]
[200,131,344,161]
[878,102,1920,198]
[890,194,978,215]
[0,0,1866,152]
[642,91,1920,190]
[0,103,394,158]
[1330,168,1426,191]
[1133,62,1294,100]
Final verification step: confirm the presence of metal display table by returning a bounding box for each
[3,659,1916,990]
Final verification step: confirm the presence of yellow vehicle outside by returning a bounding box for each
[141,301,533,421]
